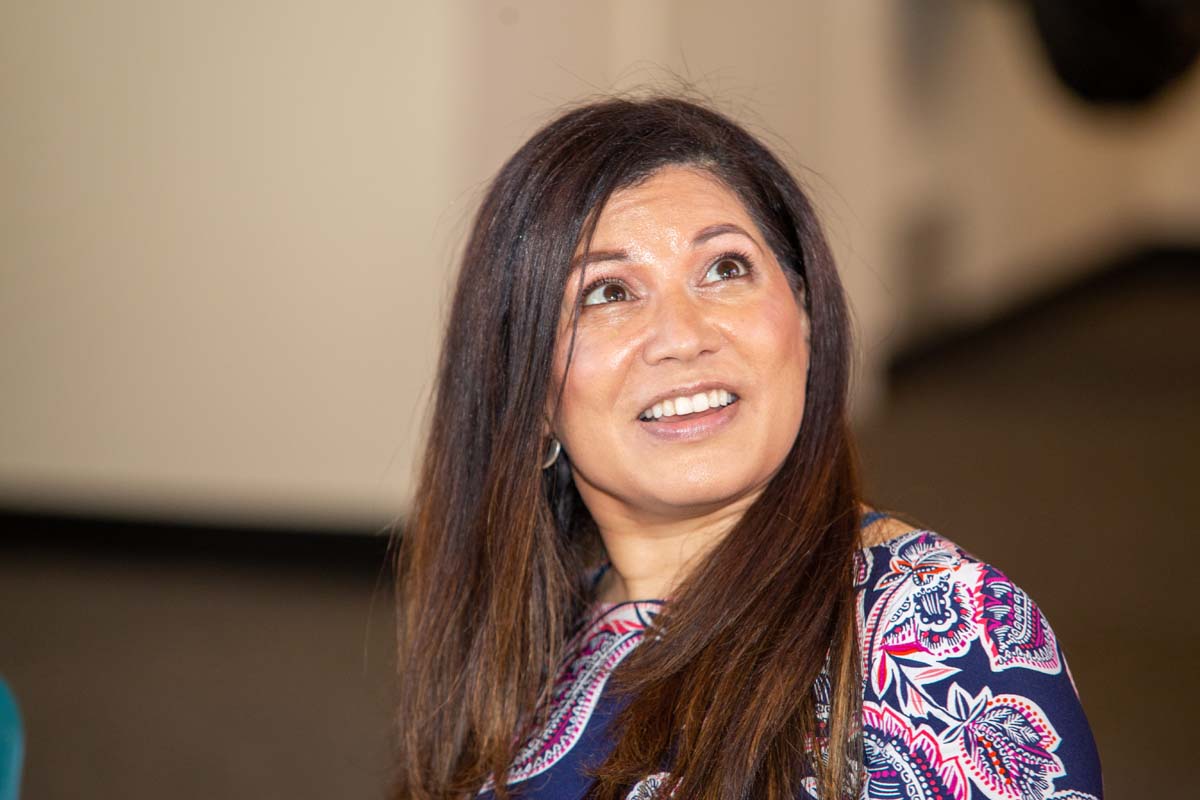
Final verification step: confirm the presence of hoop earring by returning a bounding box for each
[540,436,562,469]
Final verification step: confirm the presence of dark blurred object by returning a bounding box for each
[1026,0,1200,104]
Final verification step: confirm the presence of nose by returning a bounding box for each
[641,285,723,365]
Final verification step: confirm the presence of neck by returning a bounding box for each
[589,489,765,605]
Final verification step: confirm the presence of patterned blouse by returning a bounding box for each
[477,514,1103,798]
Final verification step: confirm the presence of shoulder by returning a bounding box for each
[852,518,1104,799]
[854,522,1059,676]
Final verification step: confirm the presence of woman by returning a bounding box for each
[392,94,1102,799]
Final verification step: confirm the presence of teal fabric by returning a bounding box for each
[0,677,22,800]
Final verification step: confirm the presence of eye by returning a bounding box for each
[704,250,754,283]
[581,277,630,306]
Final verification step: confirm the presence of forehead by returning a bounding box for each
[579,165,756,249]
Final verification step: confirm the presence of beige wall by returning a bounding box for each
[2,0,1197,528]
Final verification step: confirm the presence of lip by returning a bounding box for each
[635,380,740,421]
[637,395,740,442]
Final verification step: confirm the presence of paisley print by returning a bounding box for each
[861,532,978,697]
[478,601,661,793]
[477,524,1102,799]
[975,564,1062,674]
[945,686,1064,800]
[882,533,977,657]
[862,702,968,800]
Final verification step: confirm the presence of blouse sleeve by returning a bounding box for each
[855,531,1103,799]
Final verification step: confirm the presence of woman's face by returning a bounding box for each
[548,165,810,522]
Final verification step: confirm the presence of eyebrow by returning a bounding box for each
[569,222,758,271]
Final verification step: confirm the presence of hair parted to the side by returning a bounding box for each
[392,90,864,800]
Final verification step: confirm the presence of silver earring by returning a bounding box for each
[540,436,562,469]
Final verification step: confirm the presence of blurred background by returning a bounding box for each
[2,1,1197,798]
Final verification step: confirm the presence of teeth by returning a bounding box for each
[640,389,738,421]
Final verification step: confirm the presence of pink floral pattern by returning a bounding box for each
[860,532,979,699]
[862,702,968,799]
[975,565,1061,674]
[856,531,1100,800]
[947,687,1063,800]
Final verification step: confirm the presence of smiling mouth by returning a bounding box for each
[638,390,740,422]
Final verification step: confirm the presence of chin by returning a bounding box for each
[635,469,760,514]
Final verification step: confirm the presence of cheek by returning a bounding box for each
[549,328,634,432]
[732,295,810,380]
[744,299,809,463]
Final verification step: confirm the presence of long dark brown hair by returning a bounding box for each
[392,92,864,799]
